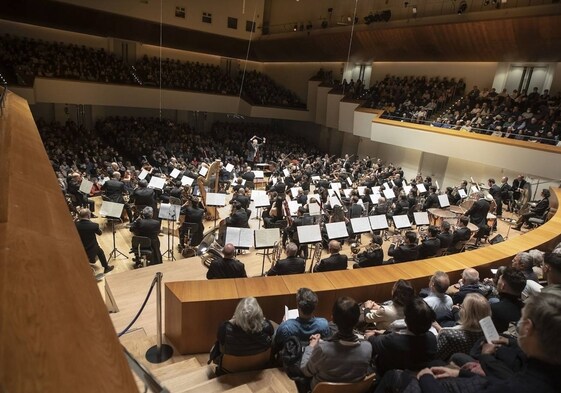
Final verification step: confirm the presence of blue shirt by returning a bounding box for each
[274,316,331,349]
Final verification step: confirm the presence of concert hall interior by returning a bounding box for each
[2,1,561,392]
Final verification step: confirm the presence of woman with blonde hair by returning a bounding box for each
[209,297,274,366]
[435,293,491,361]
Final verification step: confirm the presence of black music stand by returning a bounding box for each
[101,201,128,261]
[159,203,181,261]
[255,228,281,276]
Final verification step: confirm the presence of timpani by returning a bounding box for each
[427,208,456,227]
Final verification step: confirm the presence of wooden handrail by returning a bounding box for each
[166,187,561,354]
[0,92,137,392]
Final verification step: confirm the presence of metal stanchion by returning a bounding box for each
[146,272,174,363]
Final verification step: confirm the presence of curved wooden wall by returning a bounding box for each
[166,187,561,354]
[0,92,137,393]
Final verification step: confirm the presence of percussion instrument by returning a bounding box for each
[427,208,456,227]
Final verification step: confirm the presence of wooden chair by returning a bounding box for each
[218,348,272,375]
[312,373,376,393]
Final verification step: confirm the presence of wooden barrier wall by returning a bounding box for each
[166,187,561,354]
[0,92,137,393]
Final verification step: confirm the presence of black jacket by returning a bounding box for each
[207,257,247,279]
[314,253,348,272]
[388,243,419,263]
[75,219,102,262]
[267,256,306,276]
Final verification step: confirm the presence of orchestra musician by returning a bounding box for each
[499,176,512,215]
[387,231,419,263]
[488,178,502,217]
[447,215,472,254]
[287,206,313,259]
[512,189,550,231]
[102,171,134,223]
[179,195,205,248]
[422,186,440,211]
[225,201,250,228]
[353,235,384,269]
[130,206,162,265]
[437,221,453,250]
[418,226,441,259]
[464,192,491,243]
[130,179,157,216]
[265,242,306,276]
[75,208,114,274]
[313,240,348,272]
[241,166,256,189]
[511,174,527,210]
[67,172,96,216]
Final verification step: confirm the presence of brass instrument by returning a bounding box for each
[390,234,405,246]
[309,242,324,273]
[270,241,283,267]
[197,227,224,268]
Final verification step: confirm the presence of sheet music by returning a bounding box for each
[384,182,391,190]
[100,201,124,219]
[254,228,280,249]
[158,203,181,221]
[297,224,322,244]
[417,183,427,193]
[250,189,266,201]
[346,177,352,186]
[413,211,430,226]
[225,227,254,249]
[181,176,195,186]
[369,215,389,230]
[253,170,264,178]
[458,189,467,198]
[403,184,412,195]
[288,200,301,216]
[343,189,352,198]
[148,176,166,190]
[199,166,209,176]
[357,186,366,196]
[325,221,349,239]
[479,316,500,343]
[308,201,321,216]
[291,187,302,198]
[369,193,381,204]
[393,214,412,229]
[327,189,337,197]
[311,175,320,182]
[225,163,234,172]
[271,176,278,185]
[471,185,479,193]
[330,182,341,190]
[351,217,371,234]
[241,179,246,186]
[372,186,381,194]
[206,193,226,206]
[79,179,93,194]
[383,188,396,199]
[307,194,320,203]
[252,191,270,208]
[139,169,149,180]
[330,196,342,207]
[98,177,107,186]
[169,168,181,179]
[283,168,290,177]
[438,194,450,208]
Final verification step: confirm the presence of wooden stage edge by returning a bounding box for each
[165,188,561,354]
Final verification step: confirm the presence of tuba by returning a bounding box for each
[270,241,284,267]
[309,242,324,273]
[197,227,224,267]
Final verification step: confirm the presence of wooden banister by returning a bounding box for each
[0,92,137,392]
[166,187,561,354]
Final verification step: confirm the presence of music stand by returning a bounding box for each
[438,194,450,208]
[78,178,94,209]
[369,215,389,238]
[413,212,430,233]
[206,192,227,228]
[100,201,128,261]
[325,222,349,244]
[296,224,322,263]
[393,214,412,232]
[159,203,181,261]
[225,228,254,259]
[251,190,270,228]
[255,228,280,275]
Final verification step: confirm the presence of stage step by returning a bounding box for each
[159,365,215,393]
[152,357,202,381]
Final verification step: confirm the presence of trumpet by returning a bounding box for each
[350,242,381,255]
[390,234,405,246]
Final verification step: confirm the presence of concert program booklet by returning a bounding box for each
[100,201,124,219]
[225,227,254,249]
[254,228,280,249]
[479,316,500,344]
[325,221,349,240]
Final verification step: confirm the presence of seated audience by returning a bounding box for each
[452,268,491,304]
[362,279,416,331]
[423,271,453,316]
[491,267,526,333]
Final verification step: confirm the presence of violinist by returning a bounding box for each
[225,201,249,228]
[295,188,307,205]
[348,196,364,219]
[391,193,410,217]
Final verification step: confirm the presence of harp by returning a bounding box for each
[197,160,222,220]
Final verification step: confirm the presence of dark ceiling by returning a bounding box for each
[2,0,561,62]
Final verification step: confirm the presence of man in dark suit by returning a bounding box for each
[387,231,419,263]
[130,179,157,213]
[418,226,441,259]
[422,186,440,211]
[313,240,348,272]
[241,166,256,189]
[225,201,249,228]
[102,171,133,222]
[448,215,472,254]
[130,206,162,265]
[75,209,114,273]
[512,189,550,230]
[266,242,306,276]
[437,221,453,250]
[465,192,491,242]
[353,235,384,269]
[179,196,205,247]
[207,243,247,279]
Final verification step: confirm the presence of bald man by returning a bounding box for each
[313,240,348,272]
[266,242,306,276]
[206,243,247,279]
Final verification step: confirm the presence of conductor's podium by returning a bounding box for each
[165,188,561,354]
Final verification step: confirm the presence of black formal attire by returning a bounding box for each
[423,193,440,211]
[231,194,251,210]
[387,243,419,263]
[465,199,490,239]
[448,226,472,253]
[368,331,437,377]
[273,181,287,195]
[491,293,523,333]
[241,171,256,188]
[75,219,109,268]
[130,218,162,264]
[179,205,205,246]
[418,237,441,259]
[207,257,247,279]
[266,256,306,276]
[216,320,273,358]
[130,187,157,212]
[102,179,133,221]
[392,200,410,216]
[452,283,489,305]
[437,231,453,250]
[511,178,527,204]
[348,203,364,219]
[353,248,384,268]
[514,196,549,228]
[499,183,511,215]
[313,253,348,272]
[68,178,95,212]
[226,208,249,228]
[288,215,313,258]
